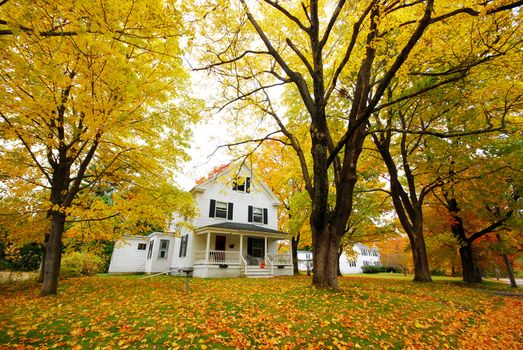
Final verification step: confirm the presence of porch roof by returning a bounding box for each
[195,222,287,236]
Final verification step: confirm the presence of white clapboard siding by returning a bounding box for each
[108,236,148,273]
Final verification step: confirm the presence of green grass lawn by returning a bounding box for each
[1,274,521,349]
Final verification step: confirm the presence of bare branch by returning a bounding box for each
[262,0,309,32]
[0,111,52,183]
[319,0,347,50]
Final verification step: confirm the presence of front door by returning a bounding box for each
[214,235,226,263]
[247,237,265,263]
[215,235,226,251]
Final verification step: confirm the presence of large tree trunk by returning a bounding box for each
[408,230,432,282]
[291,235,300,275]
[447,198,481,283]
[41,212,66,296]
[312,226,342,290]
[459,242,482,283]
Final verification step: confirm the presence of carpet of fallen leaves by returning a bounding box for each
[0,275,522,349]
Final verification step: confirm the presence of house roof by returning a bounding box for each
[196,222,287,235]
[190,163,281,206]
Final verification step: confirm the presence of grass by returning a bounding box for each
[0,274,521,349]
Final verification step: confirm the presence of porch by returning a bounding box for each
[192,223,293,278]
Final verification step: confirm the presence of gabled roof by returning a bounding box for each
[190,163,281,205]
[196,222,286,235]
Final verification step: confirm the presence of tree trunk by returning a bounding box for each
[41,212,66,296]
[291,235,300,275]
[496,233,517,288]
[459,242,482,283]
[312,226,342,290]
[408,231,432,282]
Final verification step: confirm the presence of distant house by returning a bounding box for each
[296,243,381,274]
[297,250,313,273]
[108,164,293,278]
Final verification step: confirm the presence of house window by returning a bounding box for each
[248,206,268,224]
[179,235,188,257]
[233,176,251,193]
[137,243,147,250]
[158,239,169,259]
[253,207,263,223]
[209,199,233,220]
[363,261,370,266]
[215,201,228,218]
[147,240,154,259]
[349,260,356,267]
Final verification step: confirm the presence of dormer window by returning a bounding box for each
[233,176,251,193]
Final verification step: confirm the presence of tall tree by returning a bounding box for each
[196,0,523,288]
[0,0,198,295]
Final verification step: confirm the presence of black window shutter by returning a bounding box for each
[209,199,216,218]
[248,205,253,222]
[183,235,188,257]
[246,177,251,193]
[227,203,234,220]
[263,208,268,224]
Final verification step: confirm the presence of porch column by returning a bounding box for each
[205,232,211,265]
[264,236,268,263]
[239,234,243,264]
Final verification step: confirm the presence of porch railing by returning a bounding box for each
[194,250,240,264]
[267,253,292,265]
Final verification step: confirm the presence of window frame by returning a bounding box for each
[179,235,188,258]
[233,176,251,193]
[157,239,169,259]
[137,243,147,251]
[252,207,263,223]
[215,201,228,219]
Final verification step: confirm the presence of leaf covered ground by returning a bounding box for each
[0,274,521,349]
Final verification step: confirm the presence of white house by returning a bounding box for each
[297,244,381,275]
[108,164,293,278]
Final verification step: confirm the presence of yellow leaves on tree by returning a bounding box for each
[0,0,199,295]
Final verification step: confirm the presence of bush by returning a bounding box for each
[0,242,42,271]
[361,265,383,274]
[361,265,401,274]
[60,252,104,278]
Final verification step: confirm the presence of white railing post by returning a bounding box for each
[239,235,243,265]
[205,233,211,265]
[264,237,268,264]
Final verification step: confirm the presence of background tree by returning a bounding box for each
[0,0,198,295]
[196,0,523,288]
[252,139,311,274]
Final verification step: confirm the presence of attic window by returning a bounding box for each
[137,243,147,250]
[233,176,251,193]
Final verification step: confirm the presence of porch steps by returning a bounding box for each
[244,266,272,278]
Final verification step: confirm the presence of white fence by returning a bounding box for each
[267,253,292,265]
